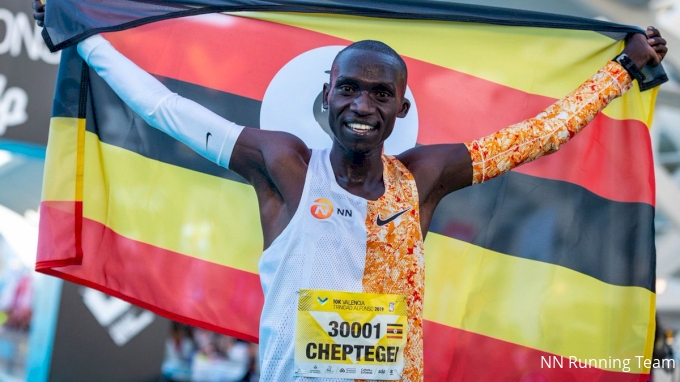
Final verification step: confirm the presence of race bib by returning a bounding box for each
[294,289,408,380]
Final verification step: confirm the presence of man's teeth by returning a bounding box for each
[347,123,375,132]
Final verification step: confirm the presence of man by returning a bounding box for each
[33,2,668,381]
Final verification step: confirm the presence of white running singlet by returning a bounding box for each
[258,148,425,382]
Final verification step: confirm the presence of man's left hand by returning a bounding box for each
[623,26,668,69]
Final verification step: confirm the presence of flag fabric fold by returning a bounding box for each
[38,1,660,380]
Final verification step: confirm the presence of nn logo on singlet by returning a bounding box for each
[310,198,333,219]
[310,198,353,219]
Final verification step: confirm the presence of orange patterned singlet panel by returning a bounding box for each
[465,61,633,184]
[362,155,424,382]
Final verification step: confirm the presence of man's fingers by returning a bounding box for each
[32,12,44,27]
[31,0,45,26]
[648,36,667,47]
[31,0,44,12]
[650,44,667,66]
[655,44,668,53]
[644,26,667,65]
[646,26,662,38]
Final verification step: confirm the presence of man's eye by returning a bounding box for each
[376,91,391,99]
[339,85,353,92]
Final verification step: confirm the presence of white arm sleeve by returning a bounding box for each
[77,34,244,169]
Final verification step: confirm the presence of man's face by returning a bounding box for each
[323,50,410,154]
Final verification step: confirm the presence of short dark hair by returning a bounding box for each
[332,40,408,87]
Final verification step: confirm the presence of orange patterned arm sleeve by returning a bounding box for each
[464,61,632,184]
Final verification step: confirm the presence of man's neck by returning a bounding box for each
[329,144,385,201]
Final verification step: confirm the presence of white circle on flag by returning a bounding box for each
[260,46,419,155]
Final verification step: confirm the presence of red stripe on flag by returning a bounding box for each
[36,202,263,342]
[104,15,653,205]
[37,201,83,267]
[423,320,649,382]
[103,15,348,102]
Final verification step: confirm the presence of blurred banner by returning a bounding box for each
[36,1,661,380]
[0,2,56,381]
[0,0,59,145]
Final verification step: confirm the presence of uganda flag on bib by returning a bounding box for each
[38,1,665,380]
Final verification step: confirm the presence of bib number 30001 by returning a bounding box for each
[294,290,408,380]
[327,321,381,339]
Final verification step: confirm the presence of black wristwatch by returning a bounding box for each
[612,53,646,82]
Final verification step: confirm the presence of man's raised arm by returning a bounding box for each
[466,61,629,183]
[464,29,666,185]
[404,29,666,218]
[409,29,666,203]
[77,35,244,170]
[76,33,312,246]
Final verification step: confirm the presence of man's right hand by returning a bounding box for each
[32,0,45,27]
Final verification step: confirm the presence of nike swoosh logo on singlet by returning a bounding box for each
[206,132,212,150]
[376,208,410,226]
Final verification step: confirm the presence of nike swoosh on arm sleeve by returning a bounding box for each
[77,34,244,169]
[464,61,632,184]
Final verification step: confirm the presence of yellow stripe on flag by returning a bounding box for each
[42,117,86,202]
[423,232,654,373]
[44,124,263,273]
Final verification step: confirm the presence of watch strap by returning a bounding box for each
[612,53,646,82]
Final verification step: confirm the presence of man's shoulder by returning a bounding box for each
[241,128,312,166]
[395,143,468,174]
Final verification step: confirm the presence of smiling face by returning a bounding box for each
[322,48,410,155]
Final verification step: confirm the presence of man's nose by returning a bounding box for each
[350,91,374,115]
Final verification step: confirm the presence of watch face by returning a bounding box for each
[616,54,630,65]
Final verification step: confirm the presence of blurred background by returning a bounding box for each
[0,0,678,381]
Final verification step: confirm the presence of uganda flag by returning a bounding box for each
[38,0,666,380]
[387,324,404,340]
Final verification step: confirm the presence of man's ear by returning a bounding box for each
[322,83,330,110]
[397,98,411,118]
